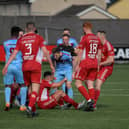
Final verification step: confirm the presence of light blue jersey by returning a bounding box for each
[3,39,22,64]
[57,37,78,48]
[3,39,24,85]
[51,50,73,98]
[55,51,73,71]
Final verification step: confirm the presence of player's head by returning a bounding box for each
[62,34,70,46]
[63,28,71,36]
[25,22,36,33]
[52,48,61,60]
[11,26,23,38]
[44,71,54,81]
[97,30,106,43]
[82,22,92,34]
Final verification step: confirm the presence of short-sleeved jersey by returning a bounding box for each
[52,50,73,71]
[101,40,114,67]
[78,33,102,68]
[3,39,22,64]
[38,79,52,101]
[57,37,78,48]
[15,32,45,71]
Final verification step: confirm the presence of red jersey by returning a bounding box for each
[78,33,102,68]
[38,79,52,102]
[15,32,45,71]
[101,40,114,68]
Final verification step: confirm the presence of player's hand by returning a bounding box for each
[50,65,55,73]
[64,78,67,82]
[2,66,8,75]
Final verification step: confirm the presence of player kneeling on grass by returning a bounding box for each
[37,71,84,110]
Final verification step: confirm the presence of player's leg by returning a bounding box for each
[94,79,103,105]
[3,66,14,109]
[95,67,112,106]
[15,64,27,111]
[52,90,78,109]
[74,67,91,102]
[86,68,98,101]
[27,71,41,116]
[65,69,73,99]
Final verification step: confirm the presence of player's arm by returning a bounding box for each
[2,49,18,75]
[100,55,114,66]
[42,46,55,73]
[73,48,82,72]
[51,78,67,88]
[97,49,102,71]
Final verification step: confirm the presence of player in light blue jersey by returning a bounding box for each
[57,28,78,48]
[3,26,27,111]
[52,34,77,99]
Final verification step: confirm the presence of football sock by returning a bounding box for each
[88,88,95,100]
[58,98,64,106]
[5,87,11,105]
[62,83,66,93]
[63,95,78,108]
[68,88,73,99]
[78,86,90,101]
[28,92,38,109]
[95,90,100,104]
[20,87,27,106]
[32,105,36,112]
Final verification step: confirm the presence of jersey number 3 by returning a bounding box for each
[25,43,32,55]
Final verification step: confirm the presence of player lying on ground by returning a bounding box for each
[37,71,84,110]
[94,30,114,108]
[74,22,102,111]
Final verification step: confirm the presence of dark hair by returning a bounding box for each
[44,71,52,78]
[62,34,70,38]
[63,28,71,32]
[97,30,106,34]
[11,26,22,37]
[26,22,35,31]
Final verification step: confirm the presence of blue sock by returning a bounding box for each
[5,87,11,104]
[20,87,27,106]
[62,83,66,93]
[68,88,73,99]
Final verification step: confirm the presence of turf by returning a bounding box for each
[0,62,129,129]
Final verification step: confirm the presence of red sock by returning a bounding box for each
[63,95,78,109]
[58,98,64,106]
[28,92,38,109]
[32,105,36,112]
[88,88,95,100]
[95,90,100,104]
[78,86,90,101]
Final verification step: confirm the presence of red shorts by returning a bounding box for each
[97,67,113,82]
[23,70,41,86]
[37,95,58,109]
[74,66,97,81]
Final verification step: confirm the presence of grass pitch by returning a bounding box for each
[0,62,129,129]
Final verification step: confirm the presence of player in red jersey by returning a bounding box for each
[94,30,114,108]
[2,22,55,117]
[37,71,83,110]
[74,22,102,111]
